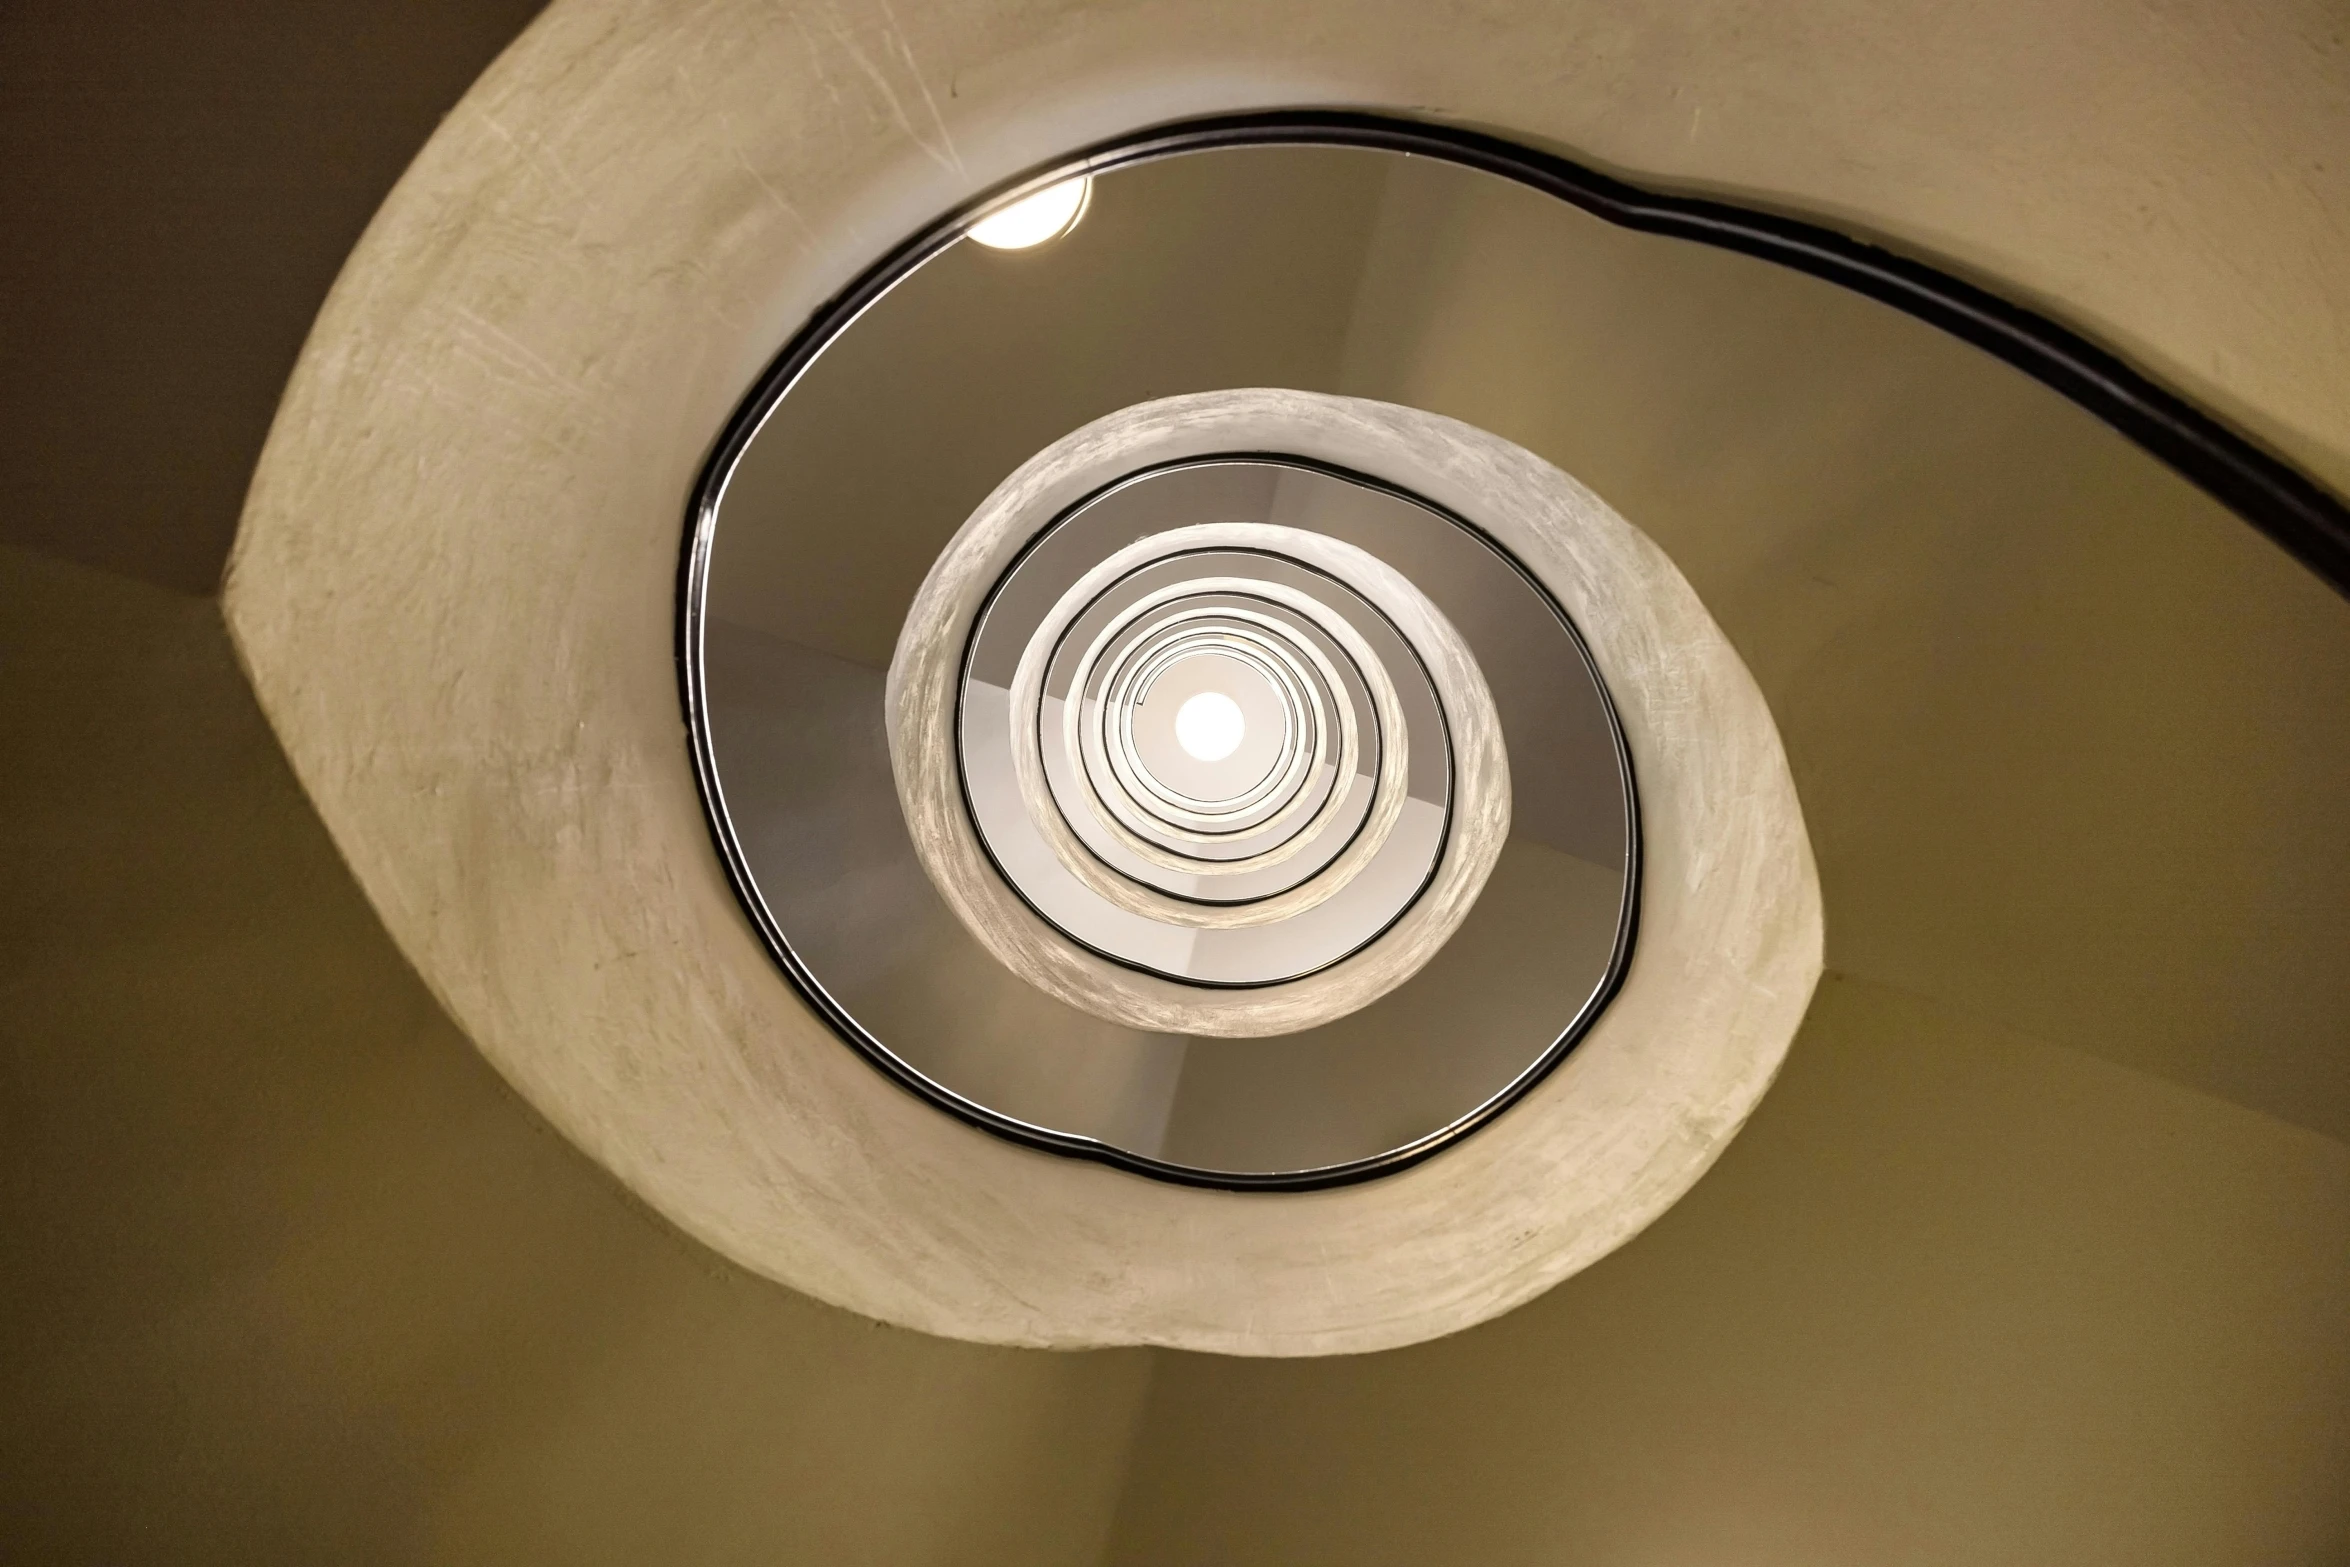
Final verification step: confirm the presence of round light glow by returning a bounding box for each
[967,175,1091,250]
[1174,690,1247,762]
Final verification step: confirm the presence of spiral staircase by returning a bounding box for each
[3,1,2347,1562]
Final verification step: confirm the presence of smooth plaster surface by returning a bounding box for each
[1108,973,2350,1567]
[695,134,2350,1147]
[202,0,2350,1221]
[709,145,1393,669]
[225,1,1825,1352]
[6,0,2349,1555]
[1335,157,2350,1143]
[8,519,2346,1557]
[12,0,2350,593]
[0,541,1154,1566]
[219,0,2350,1355]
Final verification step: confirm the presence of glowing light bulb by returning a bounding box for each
[1175,690,1246,762]
[967,175,1091,249]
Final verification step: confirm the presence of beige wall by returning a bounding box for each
[712,147,1389,669]
[14,518,2338,1567]
[0,543,1153,1565]
[1336,157,2350,1145]
[6,0,2347,1558]
[1107,974,2350,1566]
[1099,155,2350,1567]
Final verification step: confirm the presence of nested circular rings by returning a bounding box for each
[895,461,1511,1037]
[1056,577,1369,888]
[1007,528,1439,948]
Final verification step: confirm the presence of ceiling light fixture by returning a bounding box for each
[1174,689,1246,762]
[967,175,1092,249]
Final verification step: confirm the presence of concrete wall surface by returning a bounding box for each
[2,0,2346,1558]
[1107,974,2350,1567]
[0,543,1154,1566]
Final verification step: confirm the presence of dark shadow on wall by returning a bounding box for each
[0,0,553,593]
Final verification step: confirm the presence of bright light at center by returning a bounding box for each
[967,175,1091,249]
[1175,690,1246,762]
